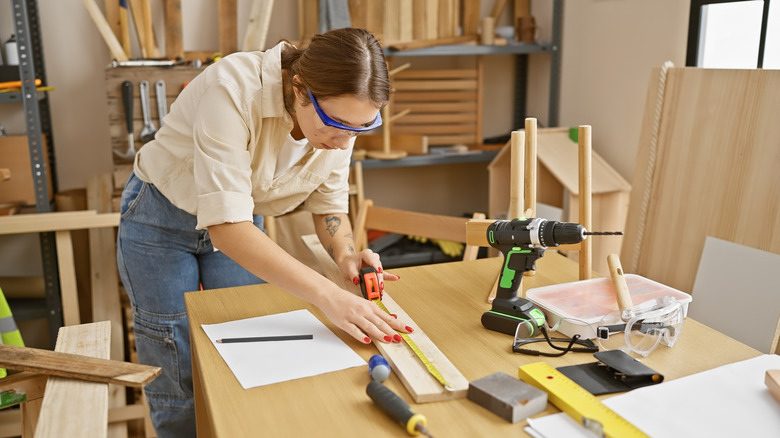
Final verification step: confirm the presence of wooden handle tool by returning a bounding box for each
[607,253,634,320]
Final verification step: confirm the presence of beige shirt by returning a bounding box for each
[133,42,353,230]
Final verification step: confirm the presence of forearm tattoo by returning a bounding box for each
[325,215,341,237]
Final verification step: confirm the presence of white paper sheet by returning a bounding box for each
[525,355,780,437]
[201,309,366,389]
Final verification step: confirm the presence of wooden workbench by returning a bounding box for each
[185,254,760,437]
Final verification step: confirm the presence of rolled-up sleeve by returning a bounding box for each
[193,80,256,229]
[303,150,351,215]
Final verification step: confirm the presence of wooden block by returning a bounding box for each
[767,369,780,404]
[301,234,469,403]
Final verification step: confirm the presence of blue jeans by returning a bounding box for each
[116,172,265,438]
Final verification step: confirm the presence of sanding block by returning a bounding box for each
[467,372,547,423]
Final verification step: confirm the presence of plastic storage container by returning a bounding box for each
[526,274,692,339]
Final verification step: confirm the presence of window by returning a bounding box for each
[687,0,779,68]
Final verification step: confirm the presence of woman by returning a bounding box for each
[116,28,411,438]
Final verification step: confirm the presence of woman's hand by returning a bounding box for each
[338,248,400,288]
[317,286,413,344]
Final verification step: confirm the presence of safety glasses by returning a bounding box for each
[595,296,684,357]
[307,89,382,137]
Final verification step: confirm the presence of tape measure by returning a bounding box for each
[372,298,452,390]
[359,267,452,390]
[518,362,648,438]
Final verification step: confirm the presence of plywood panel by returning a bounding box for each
[621,67,780,293]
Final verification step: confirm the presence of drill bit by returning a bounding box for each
[584,231,624,235]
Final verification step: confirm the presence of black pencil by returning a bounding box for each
[216,334,314,344]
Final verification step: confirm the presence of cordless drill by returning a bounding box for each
[482,217,620,336]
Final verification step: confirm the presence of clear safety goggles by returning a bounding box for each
[595,296,684,357]
[307,89,382,138]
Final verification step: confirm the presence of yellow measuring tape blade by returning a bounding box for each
[518,362,649,438]
[372,299,452,389]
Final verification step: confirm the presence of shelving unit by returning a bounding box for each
[2,0,61,347]
[384,0,562,129]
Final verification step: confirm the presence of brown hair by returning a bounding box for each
[281,28,390,109]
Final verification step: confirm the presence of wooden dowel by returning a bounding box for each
[579,125,593,280]
[607,253,633,319]
[524,118,537,218]
[509,130,524,219]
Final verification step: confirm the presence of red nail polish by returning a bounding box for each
[353,277,360,285]
[405,326,414,333]
[383,335,393,342]
[364,337,371,343]
[380,282,384,290]
[393,334,402,342]
[390,313,398,319]
[377,267,383,273]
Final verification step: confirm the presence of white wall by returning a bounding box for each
[555,0,690,180]
[0,1,691,193]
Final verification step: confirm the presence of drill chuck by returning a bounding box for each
[488,218,587,249]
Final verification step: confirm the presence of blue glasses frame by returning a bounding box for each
[307,89,382,133]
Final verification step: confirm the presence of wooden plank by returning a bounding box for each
[0,211,119,235]
[298,0,318,44]
[86,174,128,438]
[354,134,429,155]
[424,0,438,40]
[218,0,238,54]
[392,125,477,135]
[384,1,400,45]
[462,0,480,35]
[0,344,160,388]
[54,230,80,326]
[393,79,478,91]
[34,321,110,438]
[396,69,478,79]
[364,0,384,43]
[426,134,478,146]
[301,235,469,403]
[398,0,413,43]
[363,206,470,243]
[164,0,183,59]
[387,35,477,51]
[241,0,275,51]
[621,68,780,293]
[401,114,477,124]
[394,101,478,112]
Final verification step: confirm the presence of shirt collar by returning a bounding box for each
[260,41,292,119]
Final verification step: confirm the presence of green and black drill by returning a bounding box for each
[482,217,622,336]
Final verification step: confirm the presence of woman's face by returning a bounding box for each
[294,88,381,151]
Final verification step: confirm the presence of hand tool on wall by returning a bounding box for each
[480,217,622,336]
[366,380,434,437]
[155,79,167,127]
[139,80,157,143]
[114,80,137,161]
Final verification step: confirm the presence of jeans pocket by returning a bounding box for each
[133,316,191,408]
